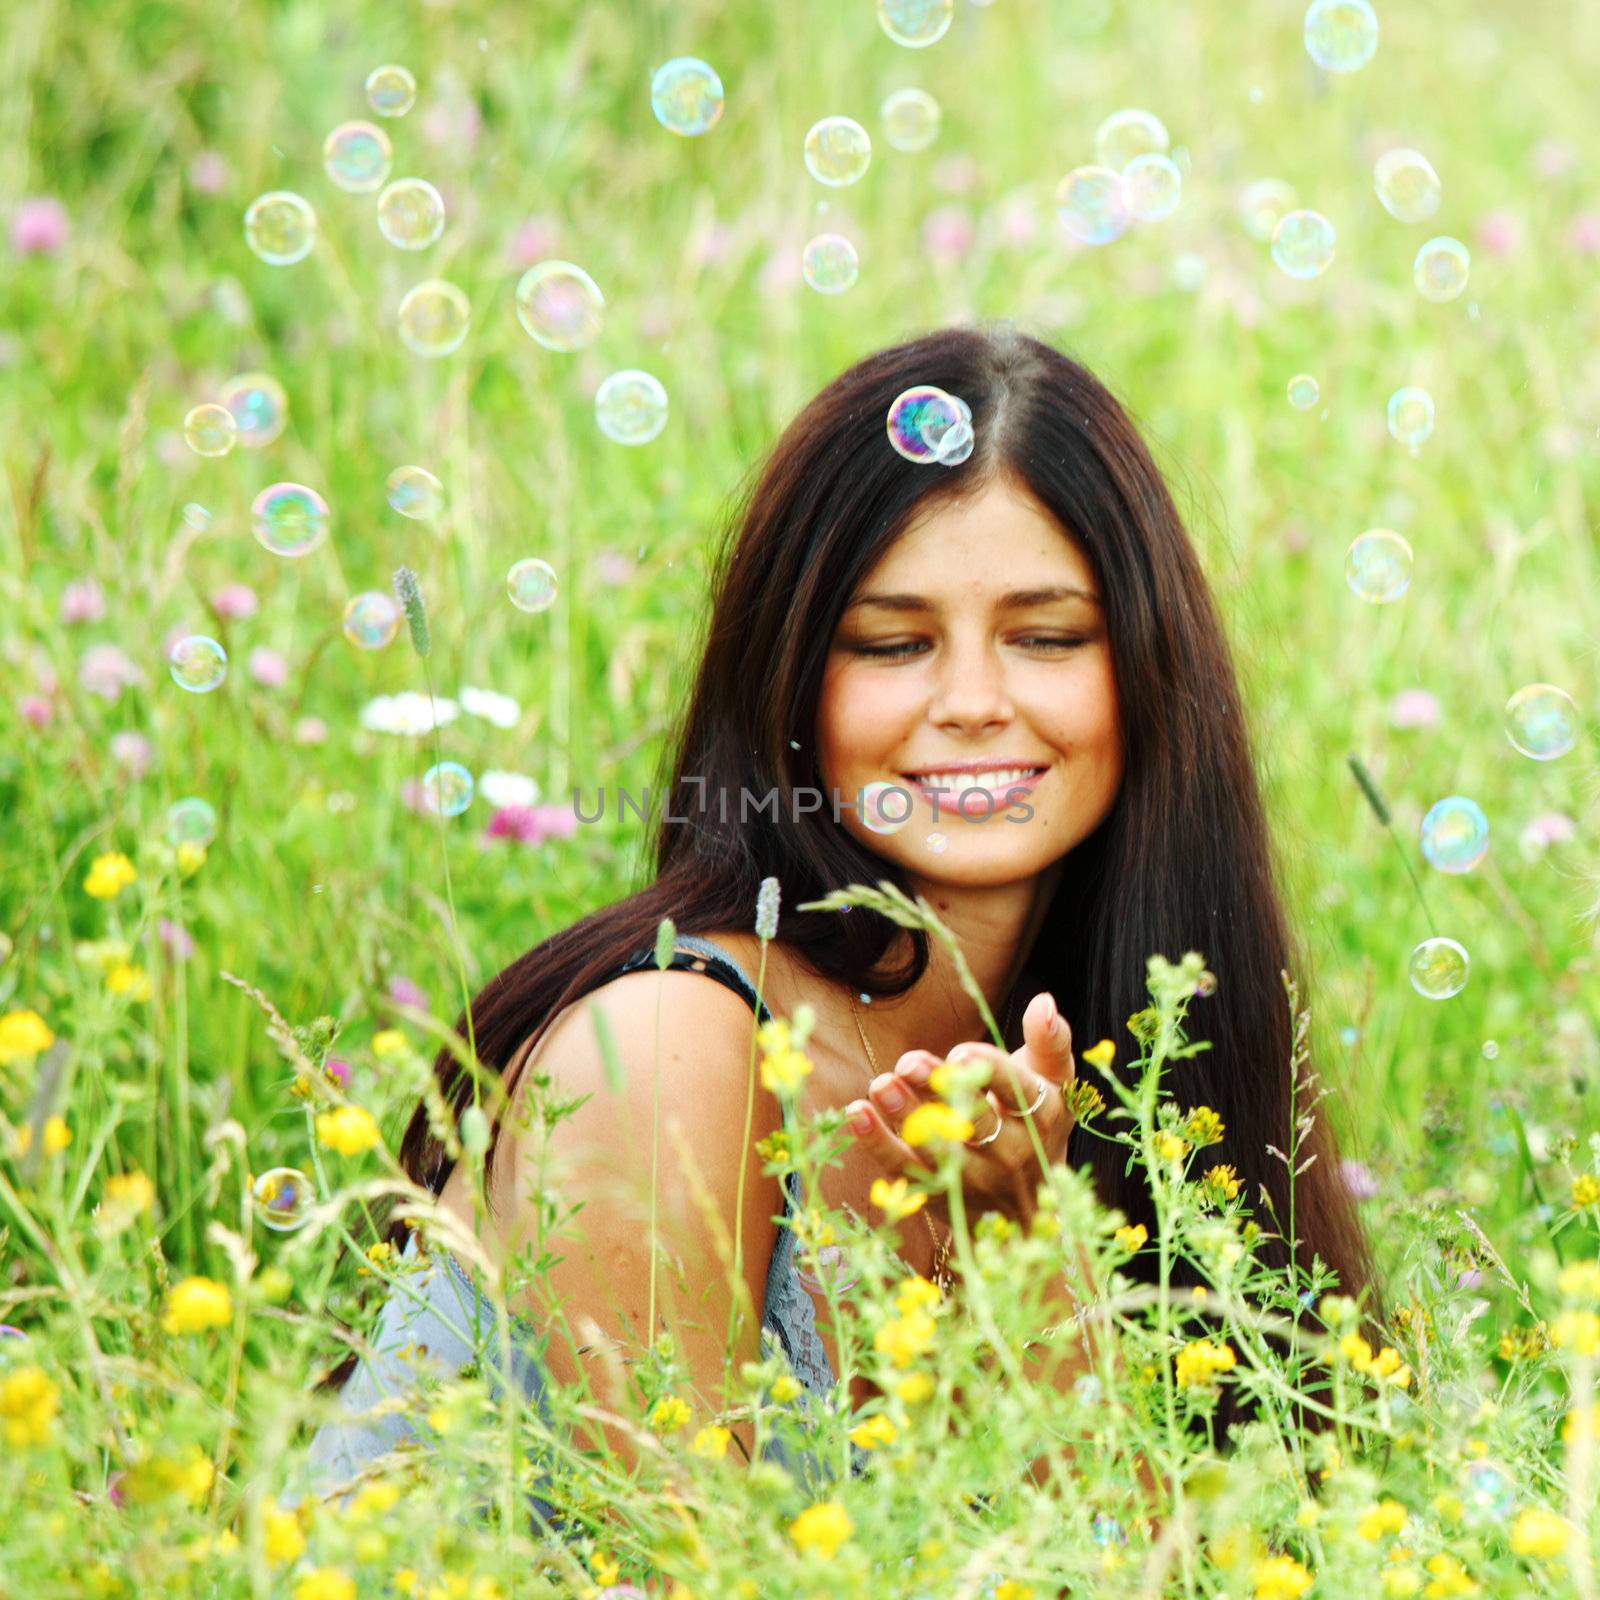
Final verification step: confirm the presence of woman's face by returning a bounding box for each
[816,471,1123,892]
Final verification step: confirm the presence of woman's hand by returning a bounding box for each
[845,992,1078,1234]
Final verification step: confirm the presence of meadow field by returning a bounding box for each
[2,0,1599,1594]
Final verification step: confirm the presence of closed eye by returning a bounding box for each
[853,637,1089,659]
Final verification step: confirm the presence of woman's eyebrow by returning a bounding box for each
[844,585,1102,613]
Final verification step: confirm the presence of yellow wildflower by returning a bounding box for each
[894,1274,942,1315]
[1562,1401,1600,1443]
[1251,1554,1313,1600]
[1382,1567,1423,1598]
[315,1105,382,1156]
[1557,1259,1600,1301]
[176,842,207,877]
[106,962,151,1001]
[1202,1164,1242,1201]
[769,1374,801,1404]
[394,1571,418,1597]
[294,1570,356,1600]
[896,1371,935,1404]
[1550,1310,1600,1357]
[1422,1552,1478,1597]
[0,1009,54,1064]
[100,1170,156,1229]
[1510,1506,1570,1559]
[994,1585,1035,1600]
[590,1550,620,1587]
[902,1101,974,1147]
[649,1394,692,1433]
[264,1505,306,1566]
[788,1500,853,1559]
[1081,1039,1116,1071]
[1357,1499,1409,1541]
[1293,1501,1321,1528]
[874,1308,937,1369]
[1431,1492,1463,1523]
[1175,1338,1237,1388]
[1153,1129,1190,1166]
[848,1413,899,1450]
[348,1479,400,1518]
[42,1115,71,1155]
[1114,1224,1148,1252]
[870,1175,928,1222]
[161,1276,233,1335]
[1185,1106,1226,1146]
[84,851,138,900]
[759,1042,813,1094]
[371,1029,409,1061]
[359,1240,395,1277]
[0,1365,60,1447]
[691,1424,731,1459]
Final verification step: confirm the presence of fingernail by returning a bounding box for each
[848,1103,873,1135]
[878,1080,909,1114]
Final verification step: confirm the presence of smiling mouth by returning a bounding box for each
[899,767,1048,792]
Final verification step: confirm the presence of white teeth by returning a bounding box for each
[909,766,1042,789]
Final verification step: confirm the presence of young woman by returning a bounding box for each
[304,324,1383,1526]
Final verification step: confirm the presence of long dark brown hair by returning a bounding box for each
[347,324,1385,1444]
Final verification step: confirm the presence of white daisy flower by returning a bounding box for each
[459,685,521,729]
[479,769,542,808]
[359,691,460,735]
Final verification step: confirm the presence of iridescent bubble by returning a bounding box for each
[804,117,872,186]
[886,386,961,462]
[342,591,402,650]
[397,280,470,356]
[1287,374,1320,410]
[507,558,559,613]
[650,58,724,136]
[1409,937,1469,1000]
[1122,154,1182,222]
[1504,684,1578,760]
[423,761,475,817]
[801,234,860,293]
[796,1243,858,1295]
[880,88,941,152]
[165,797,218,848]
[1460,1459,1516,1526]
[878,0,953,47]
[1413,236,1470,302]
[515,261,605,352]
[366,65,417,118]
[1482,1040,1499,1060]
[1093,108,1169,171]
[252,1167,313,1232]
[1420,797,1490,874]
[169,635,228,693]
[181,503,212,531]
[218,372,288,448]
[1091,1513,1128,1547]
[244,191,317,265]
[933,416,974,465]
[378,179,445,250]
[387,465,444,521]
[1304,0,1379,73]
[860,780,912,834]
[1271,209,1336,278]
[1386,386,1434,447]
[1344,529,1412,603]
[184,403,237,458]
[252,482,330,558]
[1055,166,1127,245]
[323,121,393,194]
[594,370,669,445]
[1238,178,1299,242]
[1373,149,1441,224]
[924,831,949,854]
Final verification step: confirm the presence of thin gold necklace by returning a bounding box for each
[847,986,1019,1295]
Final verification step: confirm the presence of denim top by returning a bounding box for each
[297,933,869,1525]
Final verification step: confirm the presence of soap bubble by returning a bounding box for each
[1287,374,1320,410]
[1420,797,1489,873]
[878,0,953,46]
[252,483,330,558]
[342,592,402,650]
[165,797,218,849]
[387,465,444,521]
[650,58,724,135]
[1387,386,1435,446]
[181,503,212,531]
[1409,937,1469,1000]
[1271,209,1336,278]
[1238,178,1298,242]
[1094,108,1169,171]
[515,261,605,351]
[881,88,941,152]
[804,117,872,186]
[397,280,470,356]
[219,372,288,448]
[366,64,417,117]
[184,403,237,458]
[595,369,669,445]
[252,1167,313,1232]
[323,121,393,194]
[1504,684,1578,760]
[1056,166,1127,245]
[507,558,559,613]
[925,831,949,853]
[1413,236,1470,302]
[801,234,860,293]
[1304,0,1378,72]
[1373,149,1441,223]
[796,1243,859,1295]
[169,635,228,693]
[934,416,974,465]
[423,761,475,817]
[1460,1460,1516,1526]
[1344,529,1412,603]
[887,386,962,462]
[244,191,316,265]
[1122,154,1182,221]
[860,781,912,834]
[377,179,445,250]
[1091,1514,1129,1547]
